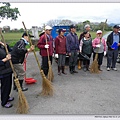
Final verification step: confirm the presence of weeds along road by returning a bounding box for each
[0,51,120,115]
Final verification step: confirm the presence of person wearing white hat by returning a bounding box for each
[37,25,53,76]
[92,30,106,71]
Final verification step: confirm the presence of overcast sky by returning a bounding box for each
[0,3,120,29]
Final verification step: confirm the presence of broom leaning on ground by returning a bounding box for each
[45,34,54,82]
[22,22,53,96]
[0,29,29,114]
[90,19,107,73]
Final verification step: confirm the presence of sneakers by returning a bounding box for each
[112,68,117,71]
[107,67,110,71]
[3,102,13,108]
[107,67,117,71]
[8,97,14,102]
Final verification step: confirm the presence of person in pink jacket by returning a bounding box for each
[92,30,106,71]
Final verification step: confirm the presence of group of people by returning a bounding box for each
[0,32,34,108]
[1,24,120,109]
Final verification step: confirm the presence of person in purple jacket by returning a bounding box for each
[66,25,79,74]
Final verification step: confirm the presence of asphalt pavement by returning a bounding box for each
[0,51,120,115]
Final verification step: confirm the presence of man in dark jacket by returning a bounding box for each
[11,32,34,91]
[66,25,79,74]
[106,25,120,71]
[0,42,14,108]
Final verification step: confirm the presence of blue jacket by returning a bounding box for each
[66,32,79,53]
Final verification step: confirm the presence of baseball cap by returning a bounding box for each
[96,30,102,34]
[70,24,76,29]
[58,29,66,34]
[45,25,52,30]
[22,32,28,37]
[113,25,119,29]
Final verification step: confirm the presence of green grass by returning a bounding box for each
[1,31,108,49]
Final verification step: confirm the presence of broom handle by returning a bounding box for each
[0,30,17,79]
[45,34,50,61]
[22,21,41,71]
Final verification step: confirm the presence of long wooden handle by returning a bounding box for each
[22,21,41,71]
[45,34,50,61]
[0,29,17,79]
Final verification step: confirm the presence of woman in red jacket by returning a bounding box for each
[55,29,67,75]
[37,26,53,76]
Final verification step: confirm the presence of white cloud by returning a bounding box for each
[0,3,120,29]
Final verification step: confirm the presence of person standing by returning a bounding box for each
[66,24,79,74]
[79,31,93,71]
[0,42,14,108]
[92,30,106,71]
[37,26,53,76]
[55,28,67,75]
[106,25,120,71]
[11,32,34,91]
[78,24,91,69]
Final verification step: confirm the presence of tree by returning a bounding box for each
[0,2,20,23]
[47,19,62,27]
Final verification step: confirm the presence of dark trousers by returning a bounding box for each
[1,74,12,106]
[93,52,104,66]
[69,51,78,67]
[107,50,118,68]
[41,56,52,76]
[83,54,91,66]
[58,54,66,66]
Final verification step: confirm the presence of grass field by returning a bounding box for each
[1,31,108,48]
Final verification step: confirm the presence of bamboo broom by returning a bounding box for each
[0,29,29,114]
[45,34,54,82]
[78,60,82,70]
[22,22,53,96]
[90,19,107,73]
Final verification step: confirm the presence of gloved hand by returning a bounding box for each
[45,44,49,49]
[55,54,58,58]
[96,44,101,48]
[104,51,106,56]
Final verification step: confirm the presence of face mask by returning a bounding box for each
[22,38,29,45]
[24,40,29,45]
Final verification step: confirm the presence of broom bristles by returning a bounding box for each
[90,53,100,74]
[48,60,54,82]
[40,70,53,96]
[14,79,29,114]
[78,60,82,70]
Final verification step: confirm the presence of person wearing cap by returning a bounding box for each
[106,25,120,71]
[37,25,53,76]
[79,31,93,72]
[92,30,106,71]
[0,41,14,108]
[55,28,67,75]
[11,32,34,91]
[66,24,79,74]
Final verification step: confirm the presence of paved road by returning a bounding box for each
[0,52,120,115]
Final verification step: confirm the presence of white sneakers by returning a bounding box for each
[107,67,117,71]
[112,68,117,71]
[107,67,110,71]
